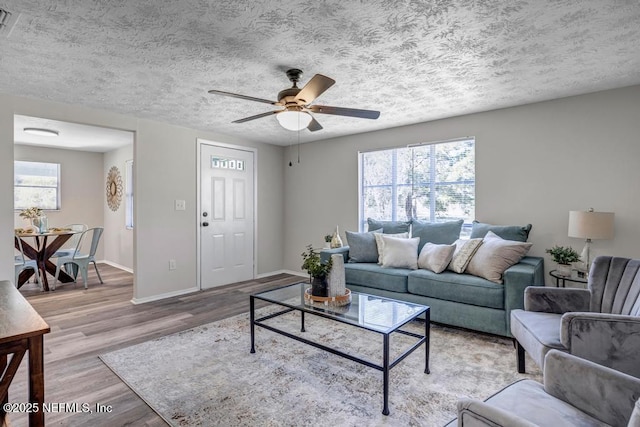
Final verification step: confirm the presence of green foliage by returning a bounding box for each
[301,245,332,279]
[324,234,333,242]
[546,245,581,264]
[19,207,43,219]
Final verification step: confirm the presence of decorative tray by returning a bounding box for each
[304,287,352,307]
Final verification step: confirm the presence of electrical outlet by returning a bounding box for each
[175,200,186,211]
[169,259,176,270]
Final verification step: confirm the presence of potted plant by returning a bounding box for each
[301,245,333,296]
[546,245,581,277]
[323,234,332,249]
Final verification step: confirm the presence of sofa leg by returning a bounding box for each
[516,340,526,373]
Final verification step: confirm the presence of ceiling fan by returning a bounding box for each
[207,68,380,132]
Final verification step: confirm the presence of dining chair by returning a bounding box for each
[53,227,104,290]
[53,223,88,278]
[15,234,42,289]
[53,223,88,258]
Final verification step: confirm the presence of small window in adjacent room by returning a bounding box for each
[14,161,61,210]
[125,159,134,229]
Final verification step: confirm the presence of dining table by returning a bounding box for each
[15,229,81,291]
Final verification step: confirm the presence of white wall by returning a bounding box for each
[104,144,134,270]
[13,145,105,259]
[283,85,640,284]
[0,94,286,301]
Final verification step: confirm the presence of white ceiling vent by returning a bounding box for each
[0,8,20,38]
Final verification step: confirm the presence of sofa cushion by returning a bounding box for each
[380,236,419,269]
[374,231,409,264]
[345,229,381,263]
[411,219,463,251]
[344,263,409,293]
[466,231,533,284]
[418,242,456,273]
[448,238,483,273]
[367,218,411,234]
[470,221,532,242]
[408,269,505,309]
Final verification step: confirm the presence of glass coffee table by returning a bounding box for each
[250,282,430,415]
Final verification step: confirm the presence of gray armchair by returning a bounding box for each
[448,350,640,426]
[511,256,640,378]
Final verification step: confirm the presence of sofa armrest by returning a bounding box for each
[544,350,640,427]
[503,256,544,333]
[524,287,591,314]
[455,398,538,427]
[320,246,349,264]
[561,312,640,378]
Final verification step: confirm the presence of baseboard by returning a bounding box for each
[130,286,200,305]
[100,260,133,273]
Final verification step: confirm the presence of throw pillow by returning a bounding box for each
[380,235,419,269]
[375,231,409,264]
[466,231,533,284]
[470,221,532,242]
[447,238,483,273]
[345,229,382,263]
[411,219,463,251]
[417,242,456,273]
[367,218,411,234]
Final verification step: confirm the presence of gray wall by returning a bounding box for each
[1,93,286,301]
[14,145,105,259]
[283,85,640,284]
[104,144,134,271]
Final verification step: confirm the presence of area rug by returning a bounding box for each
[100,309,541,427]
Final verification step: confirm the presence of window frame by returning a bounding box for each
[358,137,475,233]
[14,160,61,211]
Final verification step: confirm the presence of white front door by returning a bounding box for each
[200,143,255,289]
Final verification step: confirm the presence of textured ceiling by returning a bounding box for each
[1,0,639,146]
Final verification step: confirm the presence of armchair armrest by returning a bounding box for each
[560,312,640,378]
[455,398,538,427]
[503,256,544,333]
[524,287,591,314]
[544,350,640,427]
[320,246,349,264]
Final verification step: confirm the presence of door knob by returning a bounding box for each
[202,222,209,227]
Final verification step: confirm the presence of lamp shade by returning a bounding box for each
[276,110,312,131]
[568,210,614,240]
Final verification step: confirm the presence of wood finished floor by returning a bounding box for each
[9,265,302,426]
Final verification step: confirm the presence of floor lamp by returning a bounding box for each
[568,208,614,274]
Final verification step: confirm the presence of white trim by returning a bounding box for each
[407,135,474,147]
[130,286,199,305]
[101,260,133,274]
[196,139,258,290]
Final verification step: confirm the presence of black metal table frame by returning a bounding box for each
[250,295,430,415]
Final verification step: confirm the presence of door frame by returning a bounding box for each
[196,138,258,290]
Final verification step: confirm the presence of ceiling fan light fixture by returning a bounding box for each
[23,127,59,137]
[276,110,312,131]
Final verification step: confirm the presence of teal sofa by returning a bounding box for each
[320,220,544,337]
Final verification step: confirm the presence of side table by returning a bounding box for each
[549,270,588,288]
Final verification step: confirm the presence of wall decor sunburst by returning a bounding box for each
[106,166,123,211]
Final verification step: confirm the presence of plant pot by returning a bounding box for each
[557,263,572,277]
[311,276,328,297]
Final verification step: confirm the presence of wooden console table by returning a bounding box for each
[0,280,50,426]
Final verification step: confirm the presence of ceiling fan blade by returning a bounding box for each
[232,110,279,123]
[307,116,323,132]
[308,105,380,119]
[208,89,279,105]
[294,74,335,104]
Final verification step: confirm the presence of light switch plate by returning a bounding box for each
[175,199,186,211]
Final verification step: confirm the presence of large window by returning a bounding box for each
[359,138,475,233]
[14,161,61,210]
